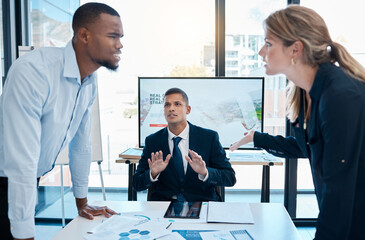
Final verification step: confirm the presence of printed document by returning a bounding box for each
[207,202,254,224]
[200,230,254,240]
[84,215,171,240]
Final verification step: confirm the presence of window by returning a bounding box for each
[226,60,238,67]
[302,0,365,67]
[225,0,286,198]
[0,0,4,94]
[29,0,80,219]
[226,50,238,58]
[297,0,365,219]
[81,0,215,190]
[24,0,316,221]
[30,0,78,48]
[233,35,241,46]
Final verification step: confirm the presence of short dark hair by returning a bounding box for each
[72,2,120,33]
[164,88,189,105]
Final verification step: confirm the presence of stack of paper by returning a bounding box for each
[207,202,254,224]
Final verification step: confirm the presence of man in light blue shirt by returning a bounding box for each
[0,3,124,239]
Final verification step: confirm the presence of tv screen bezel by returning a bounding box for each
[138,76,265,150]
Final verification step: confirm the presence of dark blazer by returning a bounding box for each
[133,122,236,202]
[255,62,365,240]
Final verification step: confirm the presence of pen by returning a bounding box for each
[166,222,173,229]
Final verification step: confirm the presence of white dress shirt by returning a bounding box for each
[150,123,208,182]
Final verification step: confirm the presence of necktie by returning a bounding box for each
[173,137,184,183]
[173,201,184,216]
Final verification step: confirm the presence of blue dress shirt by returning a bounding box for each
[0,41,97,238]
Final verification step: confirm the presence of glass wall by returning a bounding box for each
[29,0,80,219]
[26,0,328,221]
[30,0,215,220]
[81,0,215,191]
[80,0,292,203]
[300,0,365,66]
[21,0,362,223]
[0,0,4,95]
[296,0,365,219]
[225,0,286,199]
[30,0,78,48]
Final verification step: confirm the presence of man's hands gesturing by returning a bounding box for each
[148,151,171,179]
[148,149,208,179]
[185,150,208,177]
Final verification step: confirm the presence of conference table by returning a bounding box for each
[116,149,283,202]
[52,201,300,240]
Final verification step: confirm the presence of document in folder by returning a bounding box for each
[207,202,254,224]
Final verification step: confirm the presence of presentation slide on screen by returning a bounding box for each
[139,78,263,149]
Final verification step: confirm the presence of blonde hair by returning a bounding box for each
[264,5,365,122]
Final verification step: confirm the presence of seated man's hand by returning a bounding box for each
[185,150,208,177]
[76,198,117,220]
[187,202,201,217]
[148,151,171,179]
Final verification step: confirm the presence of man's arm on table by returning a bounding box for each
[69,98,117,219]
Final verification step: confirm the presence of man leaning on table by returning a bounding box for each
[0,3,124,240]
[133,88,236,202]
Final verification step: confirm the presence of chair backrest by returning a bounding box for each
[147,184,155,201]
[216,186,225,202]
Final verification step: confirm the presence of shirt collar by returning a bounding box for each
[309,62,332,101]
[63,41,96,86]
[167,123,189,141]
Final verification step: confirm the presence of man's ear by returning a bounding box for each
[186,105,191,115]
[77,27,90,44]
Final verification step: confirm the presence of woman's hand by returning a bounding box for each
[229,131,255,151]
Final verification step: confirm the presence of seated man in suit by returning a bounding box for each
[133,88,236,202]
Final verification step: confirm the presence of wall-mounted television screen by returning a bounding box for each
[138,77,264,149]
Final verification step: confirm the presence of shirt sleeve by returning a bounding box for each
[68,87,96,199]
[314,89,364,240]
[198,172,209,182]
[150,171,160,182]
[133,136,155,191]
[254,131,307,158]
[2,61,47,238]
[205,132,236,187]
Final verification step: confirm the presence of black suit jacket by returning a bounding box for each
[133,122,236,201]
[254,63,365,240]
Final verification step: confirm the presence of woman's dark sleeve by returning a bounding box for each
[254,131,307,158]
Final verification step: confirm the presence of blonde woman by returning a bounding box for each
[230,5,365,240]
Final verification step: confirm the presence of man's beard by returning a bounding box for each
[97,60,119,71]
